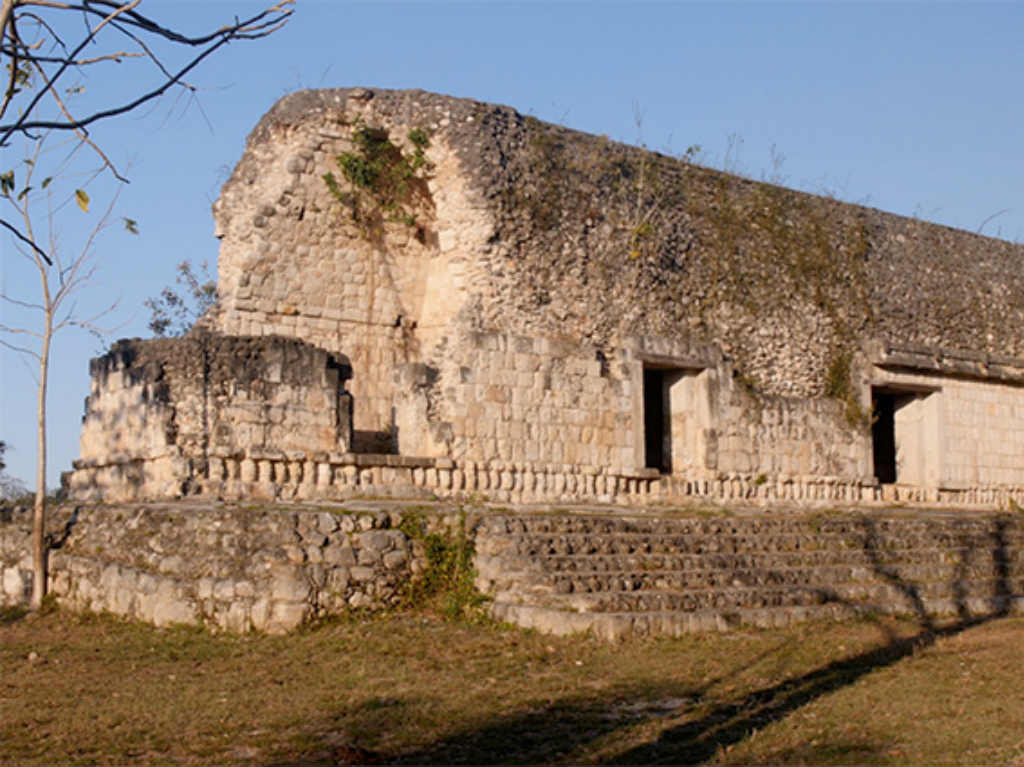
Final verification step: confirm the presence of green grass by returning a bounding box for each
[1,608,1023,765]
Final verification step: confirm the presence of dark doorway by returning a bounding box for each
[872,391,897,484]
[644,368,667,472]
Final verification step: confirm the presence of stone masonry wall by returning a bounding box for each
[212,88,489,440]
[3,503,1021,639]
[218,88,1024,404]
[0,502,467,633]
[874,361,1024,494]
[70,331,1024,510]
[69,332,351,502]
[417,329,868,483]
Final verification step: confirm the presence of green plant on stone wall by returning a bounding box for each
[825,348,871,430]
[399,510,488,621]
[323,122,433,240]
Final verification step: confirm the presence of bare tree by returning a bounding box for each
[1,0,293,264]
[0,0,293,609]
[1,131,127,606]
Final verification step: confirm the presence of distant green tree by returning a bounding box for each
[144,260,218,337]
[0,441,30,501]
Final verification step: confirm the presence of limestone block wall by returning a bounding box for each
[69,332,351,502]
[4,503,1021,639]
[0,503,468,633]
[715,390,868,479]
[872,352,1024,502]
[428,331,638,470]
[212,89,492,440]
[400,329,868,499]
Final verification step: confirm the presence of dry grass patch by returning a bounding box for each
[1,609,1023,765]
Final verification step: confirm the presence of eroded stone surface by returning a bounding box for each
[0,502,466,634]
[3,502,1022,639]
[65,87,1024,509]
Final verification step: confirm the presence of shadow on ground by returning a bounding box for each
[0,604,29,625]
[279,514,1020,765]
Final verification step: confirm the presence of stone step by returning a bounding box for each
[490,601,870,640]
[476,547,1022,577]
[475,512,1024,640]
[483,564,1021,597]
[490,594,1024,641]
[476,531,1024,558]
[503,577,1020,614]
[479,514,1024,541]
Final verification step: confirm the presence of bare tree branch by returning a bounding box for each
[30,56,129,182]
[0,321,43,338]
[0,47,144,65]
[0,292,46,310]
[0,0,143,144]
[0,1,293,141]
[0,217,52,264]
[2,1,293,269]
[0,336,42,359]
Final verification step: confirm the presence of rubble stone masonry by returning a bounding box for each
[66,87,1024,509]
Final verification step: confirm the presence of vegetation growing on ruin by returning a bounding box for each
[492,114,878,416]
[144,260,218,337]
[398,510,488,621]
[323,122,433,240]
[824,348,872,429]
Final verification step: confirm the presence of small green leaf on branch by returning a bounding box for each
[75,189,90,212]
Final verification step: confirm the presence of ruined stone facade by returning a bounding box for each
[68,87,1024,508]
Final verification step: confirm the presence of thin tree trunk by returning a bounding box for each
[0,0,16,43]
[31,301,52,609]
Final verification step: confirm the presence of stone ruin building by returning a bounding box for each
[67,87,1024,510]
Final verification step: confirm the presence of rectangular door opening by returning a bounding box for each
[872,391,898,483]
[644,366,705,474]
[871,386,941,486]
[644,368,668,472]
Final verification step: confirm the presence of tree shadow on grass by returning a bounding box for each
[606,515,1019,765]
[0,604,29,624]
[284,514,1021,765]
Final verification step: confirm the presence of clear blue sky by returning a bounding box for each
[2,1,1022,489]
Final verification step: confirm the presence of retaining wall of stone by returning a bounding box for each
[0,502,466,633]
[3,501,1024,639]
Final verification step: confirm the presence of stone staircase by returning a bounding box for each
[473,510,1024,639]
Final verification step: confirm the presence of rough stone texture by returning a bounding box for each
[3,502,1021,639]
[0,502,468,633]
[220,87,1024,392]
[475,509,1024,639]
[69,331,352,501]
[67,87,1024,508]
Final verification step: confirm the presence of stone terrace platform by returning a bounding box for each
[2,500,1022,638]
[474,503,1024,639]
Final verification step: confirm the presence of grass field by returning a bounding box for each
[2,605,1023,765]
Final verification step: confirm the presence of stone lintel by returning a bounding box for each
[636,352,710,370]
[617,468,662,480]
[877,344,1024,386]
